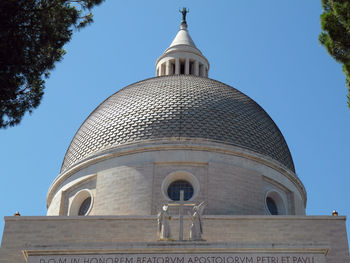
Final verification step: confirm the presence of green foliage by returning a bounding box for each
[0,0,104,128]
[319,0,350,107]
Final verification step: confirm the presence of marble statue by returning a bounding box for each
[157,205,171,240]
[189,201,206,241]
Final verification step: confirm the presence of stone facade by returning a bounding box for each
[1,215,348,262]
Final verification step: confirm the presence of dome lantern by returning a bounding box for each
[155,9,209,77]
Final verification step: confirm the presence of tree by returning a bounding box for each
[319,0,350,107]
[0,0,104,129]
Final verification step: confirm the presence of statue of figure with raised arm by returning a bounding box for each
[179,7,189,24]
[189,201,206,241]
[157,205,172,240]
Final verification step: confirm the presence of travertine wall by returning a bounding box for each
[47,141,306,216]
[94,164,154,215]
[0,216,348,263]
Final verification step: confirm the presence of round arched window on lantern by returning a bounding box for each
[167,180,194,201]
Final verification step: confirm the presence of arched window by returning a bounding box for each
[266,197,278,215]
[78,197,92,216]
[68,189,93,216]
[265,190,286,215]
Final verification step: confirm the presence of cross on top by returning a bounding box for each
[167,190,195,241]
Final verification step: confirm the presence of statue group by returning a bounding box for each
[157,202,205,241]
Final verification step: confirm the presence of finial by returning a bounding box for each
[179,7,189,24]
[332,210,338,216]
[14,211,20,216]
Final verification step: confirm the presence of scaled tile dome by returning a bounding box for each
[61,75,295,173]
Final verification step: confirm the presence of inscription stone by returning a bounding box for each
[28,253,326,263]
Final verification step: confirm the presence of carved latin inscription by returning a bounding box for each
[28,253,325,263]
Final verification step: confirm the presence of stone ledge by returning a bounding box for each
[4,215,346,222]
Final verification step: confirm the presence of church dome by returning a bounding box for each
[61,75,295,174]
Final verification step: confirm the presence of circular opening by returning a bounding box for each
[265,190,286,215]
[161,171,199,201]
[78,197,92,216]
[266,197,278,215]
[167,180,194,201]
[68,189,93,216]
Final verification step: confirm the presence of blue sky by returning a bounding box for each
[1,1,350,244]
